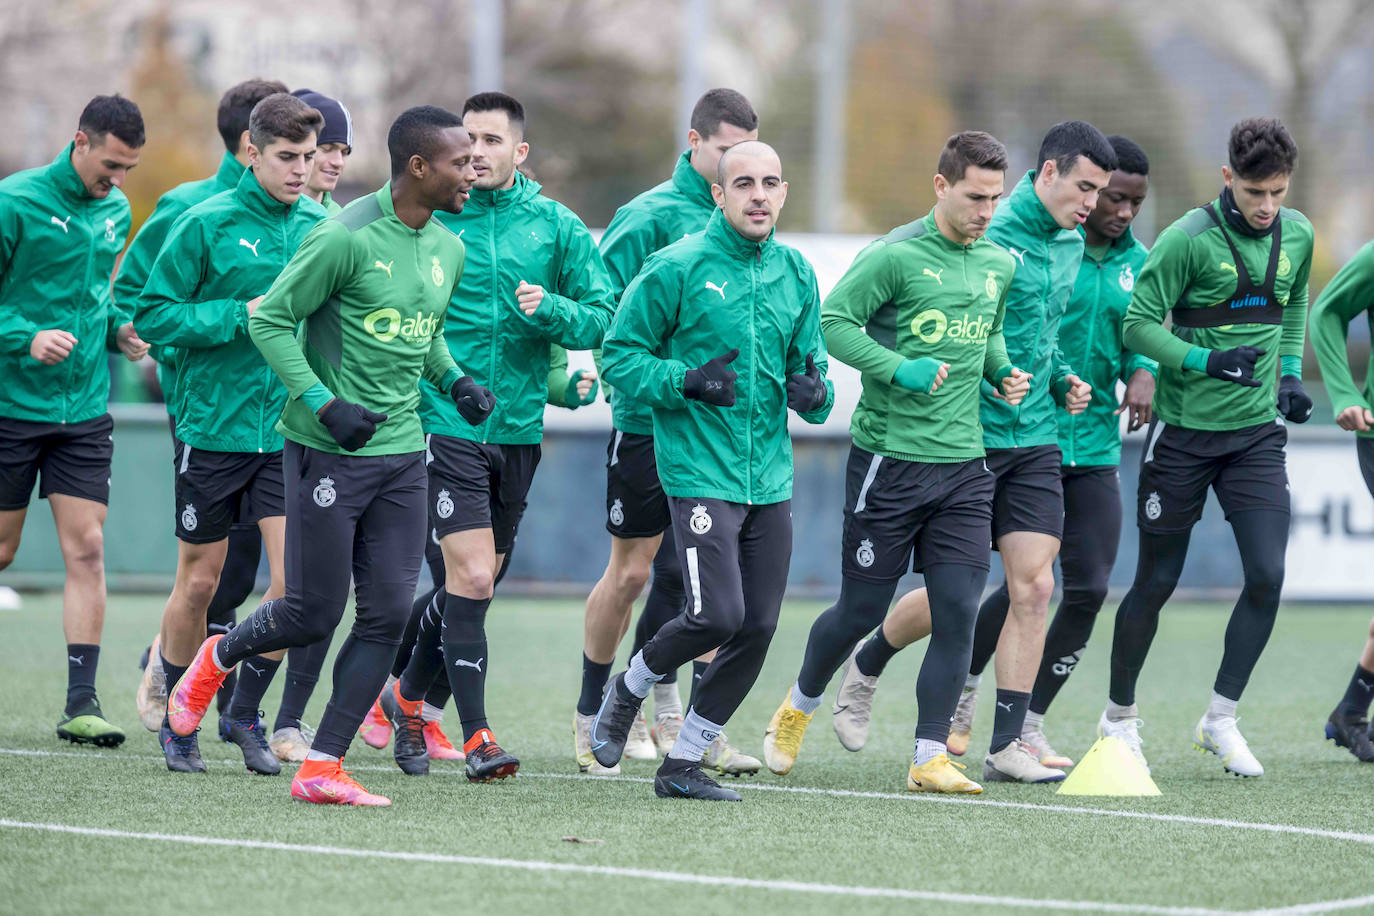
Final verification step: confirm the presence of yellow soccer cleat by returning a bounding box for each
[907,755,982,794]
[763,692,814,775]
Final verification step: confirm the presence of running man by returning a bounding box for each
[292,88,352,215]
[591,140,833,801]
[0,95,147,747]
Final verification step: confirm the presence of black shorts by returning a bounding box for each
[1136,419,1289,533]
[0,414,114,510]
[425,434,540,553]
[604,429,671,538]
[1358,437,1374,501]
[840,446,995,582]
[986,444,1065,541]
[173,442,285,544]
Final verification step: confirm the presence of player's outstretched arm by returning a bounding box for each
[1310,242,1374,426]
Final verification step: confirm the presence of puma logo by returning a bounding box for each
[375,259,393,278]
[51,215,71,233]
[1220,261,1237,275]
[996,701,1014,712]
[68,655,84,666]
[1007,247,1026,266]
[704,281,728,299]
[453,657,484,673]
[239,238,261,256]
[923,267,944,285]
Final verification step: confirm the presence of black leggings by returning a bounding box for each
[628,526,687,681]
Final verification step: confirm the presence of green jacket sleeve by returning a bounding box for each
[0,200,39,356]
[598,206,657,302]
[422,326,460,395]
[546,345,572,406]
[528,220,616,350]
[114,195,182,327]
[1121,348,1159,382]
[137,215,251,348]
[1279,237,1312,362]
[787,266,834,424]
[1310,244,1374,415]
[601,258,690,410]
[819,242,905,382]
[982,274,1012,383]
[1123,227,1203,370]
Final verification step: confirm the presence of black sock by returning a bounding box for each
[394,587,439,680]
[274,638,329,732]
[578,654,613,717]
[423,676,451,712]
[215,669,238,716]
[687,659,709,712]
[1338,665,1374,718]
[854,629,900,678]
[227,654,281,721]
[990,688,1030,754]
[398,591,445,701]
[160,651,189,694]
[65,644,100,711]
[440,592,492,741]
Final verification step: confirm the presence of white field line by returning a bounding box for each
[1247,897,1374,916]
[0,818,1227,916]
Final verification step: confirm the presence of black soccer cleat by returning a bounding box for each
[463,729,520,783]
[1325,710,1374,762]
[653,757,742,801]
[381,685,429,775]
[160,722,207,773]
[590,672,644,768]
[223,712,281,775]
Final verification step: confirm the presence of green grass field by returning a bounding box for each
[2,593,1373,915]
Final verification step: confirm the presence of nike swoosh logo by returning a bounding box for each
[1222,368,1242,378]
[834,703,849,713]
[670,781,690,795]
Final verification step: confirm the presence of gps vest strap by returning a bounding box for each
[1171,206,1284,328]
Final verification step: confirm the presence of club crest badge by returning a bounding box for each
[689,504,712,535]
[313,476,337,508]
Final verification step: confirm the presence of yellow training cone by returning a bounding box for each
[1056,736,1161,796]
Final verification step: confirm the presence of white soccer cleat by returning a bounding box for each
[651,712,683,756]
[704,731,762,776]
[948,683,978,756]
[624,707,659,760]
[136,636,168,733]
[269,724,314,763]
[832,644,878,752]
[983,740,1066,783]
[1195,715,1263,777]
[574,711,621,775]
[1021,724,1073,768]
[1097,709,1149,774]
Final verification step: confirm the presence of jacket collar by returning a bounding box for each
[672,151,716,209]
[1215,187,1275,239]
[47,142,94,205]
[469,169,541,210]
[215,152,246,190]
[234,167,295,219]
[1007,170,1064,238]
[1078,222,1137,259]
[707,207,772,261]
[922,208,978,251]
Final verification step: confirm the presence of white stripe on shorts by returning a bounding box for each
[686,546,702,616]
[609,430,624,467]
[179,444,192,475]
[853,454,882,513]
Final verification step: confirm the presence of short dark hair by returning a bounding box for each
[462,92,526,135]
[218,79,289,153]
[1036,120,1117,178]
[1228,117,1297,179]
[387,105,465,178]
[937,131,1008,183]
[1107,135,1149,176]
[690,88,758,139]
[248,94,323,151]
[78,95,145,148]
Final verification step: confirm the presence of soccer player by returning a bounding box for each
[591,140,833,801]
[0,95,147,747]
[577,88,762,776]
[761,131,1025,794]
[292,88,352,215]
[163,105,490,807]
[382,91,614,782]
[1099,118,1313,777]
[125,78,289,735]
[830,136,1158,770]
[1297,238,1374,761]
[136,93,328,774]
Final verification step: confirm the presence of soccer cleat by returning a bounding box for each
[703,732,761,776]
[1325,710,1374,763]
[653,756,742,801]
[423,720,465,761]
[907,755,982,794]
[381,683,428,776]
[574,711,621,775]
[624,708,659,760]
[589,672,644,769]
[166,635,229,737]
[223,712,281,775]
[358,696,392,749]
[651,712,683,756]
[1097,710,1150,774]
[291,758,390,807]
[56,697,125,747]
[1194,715,1263,777]
[136,634,167,732]
[270,724,315,763]
[983,740,1067,783]
[159,722,206,773]
[1021,724,1074,768]
[832,644,878,751]
[463,729,520,782]
[947,683,978,756]
[763,692,814,775]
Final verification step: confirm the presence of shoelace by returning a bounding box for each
[178,648,224,712]
[606,693,638,743]
[299,722,317,742]
[168,728,200,757]
[395,712,425,752]
[773,710,806,757]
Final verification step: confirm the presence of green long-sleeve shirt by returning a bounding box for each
[248,183,462,456]
[1310,241,1374,438]
[822,209,1014,463]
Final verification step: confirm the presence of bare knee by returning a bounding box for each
[611,553,653,597]
[0,537,18,571]
[450,561,495,599]
[61,527,104,575]
[1009,570,1055,618]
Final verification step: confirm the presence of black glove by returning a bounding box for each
[318,399,388,452]
[683,348,739,407]
[1277,374,1313,423]
[786,353,827,412]
[451,375,495,425]
[1205,345,1265,388]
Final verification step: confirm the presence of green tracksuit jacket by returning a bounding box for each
[248,183,463,456]
[1056,227,1157,466]
[136,169,327,453]
[821,208,1015,463]
[319,192,341,216]
[418,171,614,443]
[1123,196,1312,431]
[1310,241,1374,438]
[602,210,834,504]
[0,143,133,423]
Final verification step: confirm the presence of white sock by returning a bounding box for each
[652,682,682,719]
[964,673,981,692]
[790,682,822,714]
[421,702,444,724]
[913,738,945,766]
[305,749,339,762]
[1023,711,1044,733]
[1205,692,1238,722]
[623,651,662,699]
[1105,701,1138,722]
[667,708,723,762]
[210,641,233,673]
